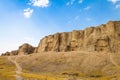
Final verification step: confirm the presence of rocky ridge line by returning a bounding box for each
[2,21,120,56]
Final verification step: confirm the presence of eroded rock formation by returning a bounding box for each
[37,21,120,53]
[1,21,120,56]
[2,43,35,56]
[18,43,35,55]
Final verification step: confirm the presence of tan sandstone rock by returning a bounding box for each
[36,21,120,53]
[1,21,120,56]
[18,43,35,55]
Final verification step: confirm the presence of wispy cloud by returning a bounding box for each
[78,0,83,4]
[66,2,70,6]
[66,0,75,6]
[75,16,79,20]
[108,0,120,9]
[116,4,120,8]
[23,8,33,18]
[108,0,120,4]
[84,6,91,10]
[86,18,92,21]
[66,0,83,6]
[29,0,49,8]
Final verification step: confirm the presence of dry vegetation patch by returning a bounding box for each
[0,56,16,80]
[15,51,120,80]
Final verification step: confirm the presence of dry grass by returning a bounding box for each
[1,51,120,80]
[0,56,16,80]
[20,72,65,80]
[15,51,120,80]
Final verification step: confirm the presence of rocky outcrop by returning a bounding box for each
[18,43,35,55]
[1,52,11,56]
[1,21,120,56]
[2,43,35,56]
[36,21,120,53]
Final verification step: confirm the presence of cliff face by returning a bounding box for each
[36,21,120,53]
[1,21,120,56]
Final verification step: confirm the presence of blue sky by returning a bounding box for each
[0,0,120,54]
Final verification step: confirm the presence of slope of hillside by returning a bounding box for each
[14,51,120,80]
[1,51,120,80]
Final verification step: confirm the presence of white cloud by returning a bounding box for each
[108,0,120,9]
[78,0,83,3]
[108,0,120,4]
[86,18,92,21]
[84,6,91,10]
[75,16,79,20]
[23,8,33,18]
[66,0,83,6]
[116,4,120,8]
[67,0,83,6]
[29,0,49,8]
[66,0,75,6]
[66,2,70,6]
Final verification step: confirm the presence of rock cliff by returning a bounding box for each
[1,21,120,56]
[36,21,120,53]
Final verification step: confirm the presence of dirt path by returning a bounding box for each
[8,56,23,80]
